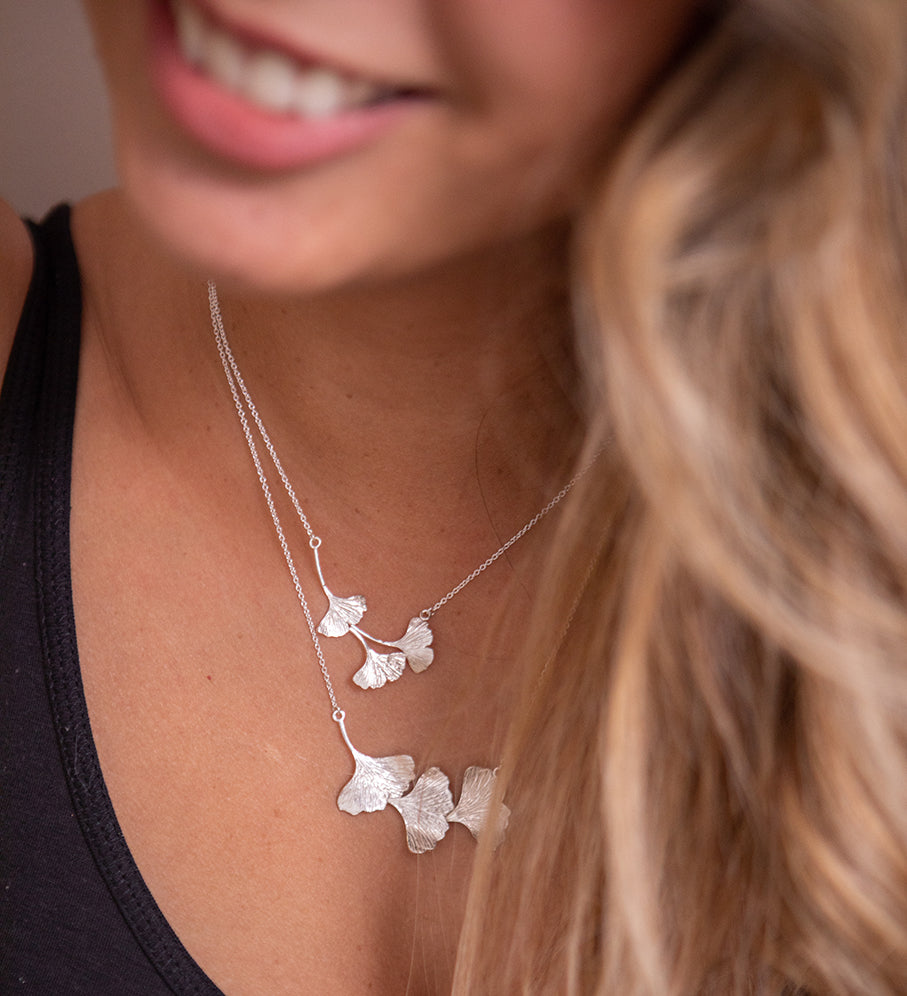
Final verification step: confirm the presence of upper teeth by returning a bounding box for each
[172,0,387,118]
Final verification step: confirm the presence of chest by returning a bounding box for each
[68,416,517,996]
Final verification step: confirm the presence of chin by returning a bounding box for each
[117,153,376,296]
[113,106,574,298]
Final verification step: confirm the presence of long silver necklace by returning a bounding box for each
[208,281,583,852]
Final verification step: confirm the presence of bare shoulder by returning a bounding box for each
[0,199,35,383]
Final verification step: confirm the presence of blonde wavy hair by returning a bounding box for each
[455,1,907,992]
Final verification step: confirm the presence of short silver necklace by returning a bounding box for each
[208,281,585,852]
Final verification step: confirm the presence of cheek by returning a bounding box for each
[440,0,701,161]
[389,0,703,270]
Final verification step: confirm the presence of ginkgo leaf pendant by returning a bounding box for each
[352,647,407,689]
[334,713,415,815]
[318,590,367,638]
[331,715,508,853]
[448,766,510,845]
[390,616,434,673]
[388,767,454,854]
[310,543,435,687]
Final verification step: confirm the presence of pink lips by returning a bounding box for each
[149,0,419,172]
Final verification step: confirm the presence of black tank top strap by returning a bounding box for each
[0,204,79,560]
[0,205,225,995]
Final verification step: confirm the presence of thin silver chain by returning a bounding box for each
[208,280,590,624]
[209,285,318,544]
[420,473,589,619]
[210,283,341,714]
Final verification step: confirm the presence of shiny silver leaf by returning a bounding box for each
[392,615,435,673]
[318,591,367,637]
[447,766,510,844]
[337,747,414,815]
[388,767,454,854]
[352,647,407,689]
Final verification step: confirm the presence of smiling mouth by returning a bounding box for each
[170,0,417,119]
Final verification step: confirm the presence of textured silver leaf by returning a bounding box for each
[318,591,367,637]
[447,766,510,844]
[352,647,407,689]
[388,767,454,854]
[392,616,435,673]
[337,748,415,815]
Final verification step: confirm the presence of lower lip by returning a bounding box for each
[148,0,420,172]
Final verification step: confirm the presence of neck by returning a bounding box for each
[215,221,576,443]
[75,192,582,547]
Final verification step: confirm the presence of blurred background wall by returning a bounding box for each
[1,1,117,218]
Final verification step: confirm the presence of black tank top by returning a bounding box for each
[0,206,225,995]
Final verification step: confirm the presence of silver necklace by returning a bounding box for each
[208,281,582,852]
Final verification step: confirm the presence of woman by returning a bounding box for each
[1,0,905,992]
